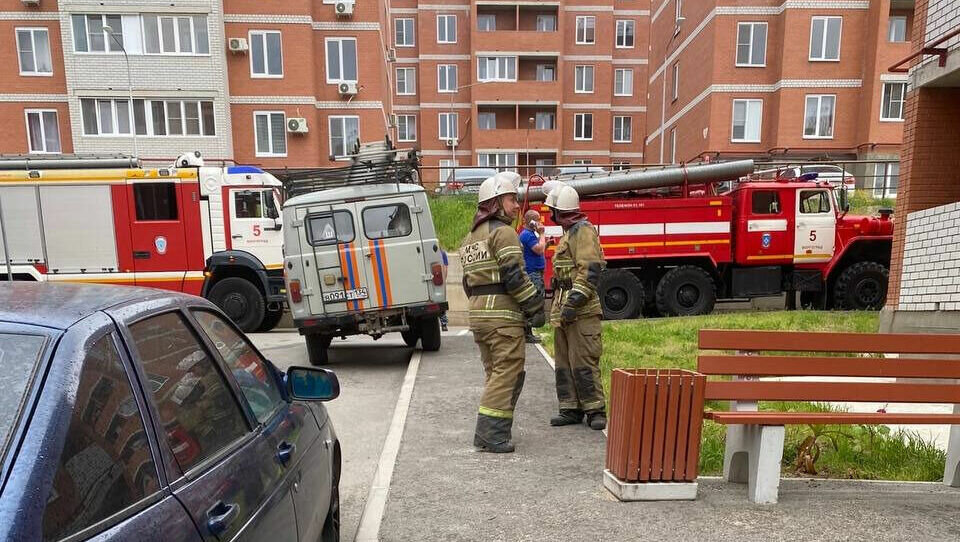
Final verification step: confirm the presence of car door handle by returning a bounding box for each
[205,501,239,536]
[277,441,296,466]
[232,234,243,239]
[133,251,151,259]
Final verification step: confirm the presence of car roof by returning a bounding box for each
[284,182,424,207]
[0,282,172,330]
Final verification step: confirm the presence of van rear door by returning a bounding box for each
[299,204,370,315]
[356,196,429,308]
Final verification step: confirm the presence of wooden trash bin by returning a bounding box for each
[604,368,706,501]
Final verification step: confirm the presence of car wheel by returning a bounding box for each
[655,265,717,317]
[320,485,340,542]
[208,277,265,332]
[597,269,644,320]
[833,261,888,310]
[419,316,442,351]
[306,334,333,365]
[400,322,420,347]
[257,307,285,332]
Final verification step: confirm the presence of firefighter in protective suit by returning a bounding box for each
[545,182,608,430]
[460,171,546,453]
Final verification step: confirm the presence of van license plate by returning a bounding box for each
[322,288,369,303]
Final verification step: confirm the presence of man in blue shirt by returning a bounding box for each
[519,210,546,343]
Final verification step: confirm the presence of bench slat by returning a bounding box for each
[699,329,960,354]
[697,355,960,378]
[704,380,960,403]
[705,411,960,425]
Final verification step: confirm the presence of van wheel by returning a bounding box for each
[257,308,284,332]
[400,323,420,347]
[833,262,888,310]
[306,334,333,365]
[208,277,265,332]
[655,266,717,317]
[598,269,644,320]
[419,316,442,351]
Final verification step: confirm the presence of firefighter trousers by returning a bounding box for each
[472,322,527,444]
[553,315,605,412]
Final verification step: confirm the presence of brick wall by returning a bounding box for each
[897,202,960,310]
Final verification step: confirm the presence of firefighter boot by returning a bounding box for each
[550,409,584,426]
[474,414,516,453]
[586,410,607,431]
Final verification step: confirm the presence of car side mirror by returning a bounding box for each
[286,367,340,401]
[839,188,850,213]
[268,218,283,231]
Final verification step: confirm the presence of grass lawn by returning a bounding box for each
[538,311,946,481]
[428,194,477,251]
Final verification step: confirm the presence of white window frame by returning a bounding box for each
[477,112,497,130]
[874,162,899,198]
[572,159,592,165]
[888,16,907,43]
[574,113,593,140]
[439,112,458,139]
[671,63,679,102]
[396,67,416,95]
[670,127,677,163]
[731,99,762,143]
[437,14,457,44]
[613,116,632,143]
[254,111,286,158]
[437,64,458,92]
[574,65,594,93]
[477,56,517,82]
[81,98,215,137]
[141,14,209,56]
[575,16,595,45]
[615,20,635,48]
[478,153,516,170]
[396,114,417,142]
[324,37,358,84]
[249,30,283,78]
[537,14,556,32]
[24,109,61,154]
[71,14,124,54]
[16,27,53,76]
[880,82,907,122]
[477,14,496,32]
[395,18,415,47]
[536,64,556,82]
[614,68,634,97]
[803,94,836,139]
[535,111,556,130]
[735,22,767,67]
[809,16,842,62]
[439,159,457,184]
[329,115,360,158]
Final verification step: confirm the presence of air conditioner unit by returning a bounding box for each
[389,114,398,128]
[387,48,397,62]
[335,1,354,17]
[444,138,458,148]
[228,37,248,53]
[286,117,309,134]
[338,82,358,96]
[21,0,41,6]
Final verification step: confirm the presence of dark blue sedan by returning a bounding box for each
[0,283,341,541]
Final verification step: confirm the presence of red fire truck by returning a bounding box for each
[521,160,894,318]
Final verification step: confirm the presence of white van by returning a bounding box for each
[283,183,447,364]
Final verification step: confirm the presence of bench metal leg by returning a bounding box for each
[945,405,960,488]
[722,424,785,504]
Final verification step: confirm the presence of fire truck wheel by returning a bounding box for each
[419,316,442,352]
[257,308,285,332]
[655,266,717,317]
[833,261,889,311]
[209,277,266,332]
[401,324,420,347]
[306,334,333,365]
[598,269,644,320]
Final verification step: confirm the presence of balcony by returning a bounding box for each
[473,128,561,150]
[471,80,560,103]
[473,4,561,53]
[473,30,562,54]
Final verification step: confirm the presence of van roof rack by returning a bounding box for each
[276,136,421,198]
[0,153,139,171]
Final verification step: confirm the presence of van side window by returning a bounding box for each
[134,183,178,221]
[751,191,781,214]
[363,204,412,239]
[307,211,354,245]
[799,190,832,214]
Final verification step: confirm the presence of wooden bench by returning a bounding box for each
[698,329,960,504]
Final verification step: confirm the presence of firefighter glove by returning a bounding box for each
[561,305,577,324]
[528,309,546,329]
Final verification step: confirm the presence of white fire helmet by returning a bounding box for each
[477,171,522,203]
[543,181,580,211]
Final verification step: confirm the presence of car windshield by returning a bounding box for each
[0,333,47,461]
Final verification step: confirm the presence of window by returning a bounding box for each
[396,67,416,95]
[574,113,593,140]
[614,68,633,96]
[731,99,762,142]
[478,153,516,170]
[478,14,496,32]
[670,127,677,163]
[193,311,285,424]
[325,37,358,83]
[572,159,592,165]
[616,20,635,48]
[478,56,516,82]
[874,162,899,198]
[575,16,595,44]
[478,112,496,130]
[535,111,555,130]
[671,63,679,101]
[141,15,209,55]
[612,161,631,171]
[809,16,842,61]
[736,22,767,66]
[249,31,282,77]
[536,64,556,81]
[307,211,354,245]
[233,190,279,219]
[613,116,632,143]
[574,65,594,93]
[129,312,249,472]
[363,204,413,239]
[71,14,123,53]
[25,110,60,153]
[881,82,906,121]
[439,159,457,184]
[803,94,836,138]
[888,16,907,42]
[439,112,458,139]
[535,158,556,175]
[438,64,458,92]
[254,111,286,157]
[537,14,556,32]
[134,183,178,221]
[396,114,416,141]
[329,116,360,157]
[437,14,457,43]
[751,191,781,214]
[42,334,159,541]
[799,190,832,214]
[0,333,45,460]
[16,28,52,75]
[395,18,415,47]
[81,98,214,137]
